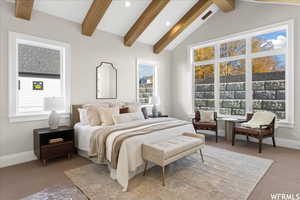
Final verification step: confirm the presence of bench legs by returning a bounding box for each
[200,149,204,163]
[144,149,204,187]
[161,166,165,186]
[143,160,148,176]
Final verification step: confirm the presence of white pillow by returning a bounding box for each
[126,102,141,113]
[83,103,110,126]
[200,111,214,122]
[112,112,145,124]
[78,108,89,125]
[97,106,119,126]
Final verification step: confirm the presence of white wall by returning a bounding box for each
[171,1,300,142]
[0,1,172,157]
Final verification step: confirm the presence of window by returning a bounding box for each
[191,21,294,126]
[9,32,71,122]
[136,60,158,105]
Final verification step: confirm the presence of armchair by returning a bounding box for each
[232,112,276,153]
[192,111,218,142]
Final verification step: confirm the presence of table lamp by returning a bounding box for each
[150,96,160,117]
[44,97,64,129]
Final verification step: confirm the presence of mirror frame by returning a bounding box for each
[96,62,117,99]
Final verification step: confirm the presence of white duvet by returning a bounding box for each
[75,118,195,191]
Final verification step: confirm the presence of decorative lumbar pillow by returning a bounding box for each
[120,107,129,114]
[97,106,120,126]
[200,111,214,122]
[112,112,145,124]
[78,108,89,125]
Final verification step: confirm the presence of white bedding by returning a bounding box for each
[74,118,195,191]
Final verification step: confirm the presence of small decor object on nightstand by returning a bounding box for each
[150,95,160,117]
[33,126,75,165]
[44,97,65,130]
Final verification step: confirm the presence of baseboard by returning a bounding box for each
[0,133,299,169]
[248,137,300,150]
[201,130,300,150]
[0,151,37,168]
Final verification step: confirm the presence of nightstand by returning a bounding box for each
[33,126,75,165]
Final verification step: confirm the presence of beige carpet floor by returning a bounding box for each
[65,146,273,200]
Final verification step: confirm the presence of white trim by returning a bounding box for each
[9,112,70,123]
[189,20,294,127]
[136,59,158,105]
[0,151,37,168]
[241,0,300,7]
[8,32,71,122]
[188,20,292,49]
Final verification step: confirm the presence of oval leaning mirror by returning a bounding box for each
[96,62,117,99]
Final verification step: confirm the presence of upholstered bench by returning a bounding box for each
[142,133,205,186]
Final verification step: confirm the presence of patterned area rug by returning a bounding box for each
[65,146,273,200]
[21,185,87,200]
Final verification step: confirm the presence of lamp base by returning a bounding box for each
[152,105,158,117]
[49,110,59,130]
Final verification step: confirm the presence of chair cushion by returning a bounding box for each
[234,126,272,135]
[144,135,204,160]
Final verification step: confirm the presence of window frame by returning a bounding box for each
[8,32,71,122]
[189,20,294,127]
[136,59,158,106]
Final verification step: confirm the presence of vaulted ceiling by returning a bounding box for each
[13,0,298,53]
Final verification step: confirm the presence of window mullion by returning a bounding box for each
[214,44,220,113]
[245,37,253,114]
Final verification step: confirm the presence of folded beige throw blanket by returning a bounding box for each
[241,111,276,129]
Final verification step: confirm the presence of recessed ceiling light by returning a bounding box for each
[125,1,131,7]
[165,21,171,27]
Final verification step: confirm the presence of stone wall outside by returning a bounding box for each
[194,71,286,119]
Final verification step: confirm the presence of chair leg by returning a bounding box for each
[161,166,166,186]
[232,132,235,146]
[246,135,249,143]
[272,136,276,147]
[215,130,218,143]
[199,149,204,163]
[143,161,148,176]
[258,137,263,153]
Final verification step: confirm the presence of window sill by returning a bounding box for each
[9,112,70,123]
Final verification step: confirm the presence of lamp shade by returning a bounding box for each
[44,97,65,111]
[150,96,160,105]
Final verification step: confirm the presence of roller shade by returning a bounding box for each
[18,44,61,79]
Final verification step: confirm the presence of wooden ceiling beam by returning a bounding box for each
[124,0,170,47]
[154,0,213,54]
[212,0,235,12]
[15,0,34,20]
[82,0,112,36]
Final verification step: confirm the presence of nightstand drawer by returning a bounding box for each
[41,141,74,159]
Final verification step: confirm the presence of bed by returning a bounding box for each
[71,104,195,191]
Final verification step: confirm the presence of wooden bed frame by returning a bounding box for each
[70,104,84,126]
